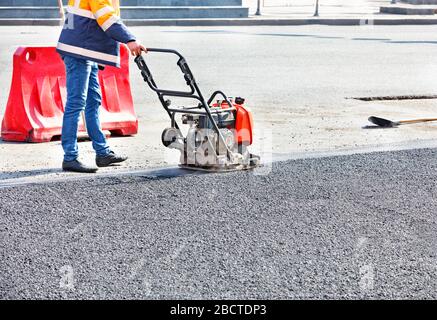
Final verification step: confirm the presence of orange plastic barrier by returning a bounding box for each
[1,45,137,142]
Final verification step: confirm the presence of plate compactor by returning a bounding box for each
[135,48,260,172]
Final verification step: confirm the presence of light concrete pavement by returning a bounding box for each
[2,25,437,185]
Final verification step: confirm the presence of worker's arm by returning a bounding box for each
[89,0,146,55]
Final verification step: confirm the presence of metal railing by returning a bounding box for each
[314,0,319,16]
[256,0,262,15]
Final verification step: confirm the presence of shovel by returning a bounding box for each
[368,116,437,128]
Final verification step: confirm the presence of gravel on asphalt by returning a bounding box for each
[1,148,437,299]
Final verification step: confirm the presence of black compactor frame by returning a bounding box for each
[134,48,236,159]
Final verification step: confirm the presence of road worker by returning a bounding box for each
[57,0,146,173]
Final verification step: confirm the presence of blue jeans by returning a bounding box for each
[61,55,110,162]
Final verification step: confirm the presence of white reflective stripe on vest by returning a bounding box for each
[66,5,95,19]
[94,6,115,19]
[100,15,119,31]
[74,0,81,8]
[57,42,120,64]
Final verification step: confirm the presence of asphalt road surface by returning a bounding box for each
[1,147,437,299]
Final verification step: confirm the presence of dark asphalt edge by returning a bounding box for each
[3,17,437,26]
[349,94,437,101]
[2,144,437,190]
[0,166,200,190]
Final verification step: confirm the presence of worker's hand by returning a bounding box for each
[126,41,147,56]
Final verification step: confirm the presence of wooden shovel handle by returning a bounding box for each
[399,118,437,125]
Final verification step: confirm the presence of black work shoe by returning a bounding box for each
[96,151,128,167]
[62,160,98,173]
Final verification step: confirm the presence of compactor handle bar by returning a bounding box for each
[134,48,198,98]
[134,48,235,159]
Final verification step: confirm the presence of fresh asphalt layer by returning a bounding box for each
[1,147,437,299]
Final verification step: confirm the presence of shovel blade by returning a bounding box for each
[368,116,398,128]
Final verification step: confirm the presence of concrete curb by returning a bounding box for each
[3,17,437,26]
[124,17,437,26]
[0,18,60,26]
